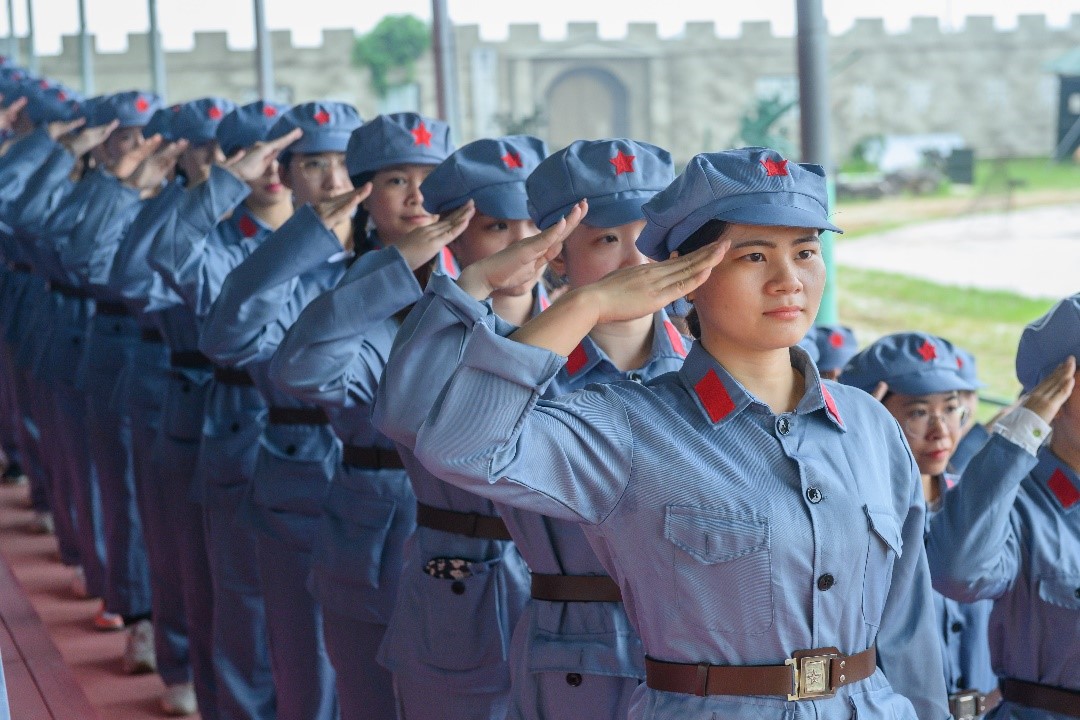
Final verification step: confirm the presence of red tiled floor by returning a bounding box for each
[0,482,201,719]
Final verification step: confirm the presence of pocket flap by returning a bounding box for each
[664,506,768,564]
[1037,575,1080,610]
[526,632,643,678]
[864,506,903,557]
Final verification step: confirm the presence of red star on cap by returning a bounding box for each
[56,91,67,101]
[917,339,937,362]
[956,357,964,369]
[829,331,844,348]
[238,215,258,238]
[411,121,432,147]
[761,158,789,176]
[610,150,636,175]
[207,106,223,120]
[501,151,523,169]
[134,96,149,113]
[262,105,278,118]
[313,110,330,125]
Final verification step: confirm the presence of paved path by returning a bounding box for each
[835,203,1080,299]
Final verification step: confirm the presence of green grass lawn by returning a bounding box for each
[835,265,1057,420]
[974,156,1080,192]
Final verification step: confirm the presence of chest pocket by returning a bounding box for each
[664,506,773,635]
[862,506,903,627]
[1037,575,1080,611]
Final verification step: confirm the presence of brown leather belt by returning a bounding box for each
[213,365,254,386]
[140,328,163,343]
[268,406,330,426]
[645,646,876,700]
[531,573,622,602]
[96,300,129,316]
[48,282,91,299]
[7,261,32,273]
[170,351,212,370]
[1000,678,1080,718]
[341,445,404,470]
[415,502,512,541]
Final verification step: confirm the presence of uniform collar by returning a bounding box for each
[678,342,845,431]
[1033,449,1080,512]
[231,205,270,240]
[563,310,689,378]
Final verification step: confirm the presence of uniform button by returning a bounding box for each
[181,383,191,393]
[776,416,791,435]
[565,673,583,687]
[806,487,822,504]
[628,373,642,384]
[450,581,466,595]
[72,337,80,345]
[113,323,122,332]
[285,445,297,455]
[817,573,834,591]
[230,422,241,433]
[951,621,962,633]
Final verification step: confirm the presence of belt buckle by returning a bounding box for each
[948,690,984,720]
[785,648,841,701]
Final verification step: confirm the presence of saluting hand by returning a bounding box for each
[394,201,476,270]
[581,238,727,325]
[315,184,373,247]
[47,115,85,141]
[123,138,189,194]
[222,127,302,183]
[0,96,27,133]
[63,119,119,157]
[1021,356,1076,424]
[107,133,162,181]
[457,205,577,300]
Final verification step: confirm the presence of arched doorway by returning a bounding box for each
[544,66,629,151]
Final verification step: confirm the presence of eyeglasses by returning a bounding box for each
[295,156,348,177]
[900,404,969,438]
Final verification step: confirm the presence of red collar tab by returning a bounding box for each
[262,105,278,117]
[565,344,589,376]
[1048,468,1080,509]
[610,150,636,175]
[760,158,789,176]
[238,215,259,238]
[829,331,844,348]
[438,246,458,278]
[313,109,330,125]
[695,368,736,423]
[411,121,433,147]
[134,96,149,113]
[820,385,844,428]
[539,293,550,311]
[501,151,523,169]
[663,319,688,358]
[207,106,223,120]
[917,339,937,362]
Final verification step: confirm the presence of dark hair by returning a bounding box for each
[676,219,727,256]
[349,171,375,257]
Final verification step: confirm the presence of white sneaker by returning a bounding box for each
[121,619,156,674]
[70,566,89,599]
[160,682,197,716]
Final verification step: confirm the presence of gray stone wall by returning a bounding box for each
[28,14,1080,164]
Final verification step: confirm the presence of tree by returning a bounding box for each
[352,15,431,98]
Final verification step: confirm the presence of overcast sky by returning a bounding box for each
[6,0,1077,55]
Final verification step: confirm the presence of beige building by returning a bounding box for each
[29,14,1080,165]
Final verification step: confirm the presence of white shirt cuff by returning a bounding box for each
[992,406,1051,456]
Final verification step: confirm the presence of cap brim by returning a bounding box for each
[349,149,449,177]
[887,369,978,396]
[290,131,352,156]
[471,183,531,221]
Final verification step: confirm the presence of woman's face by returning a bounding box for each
[550,219,648,290]
[692,223,824,354]
[178,140,225,184]
[451,211,539,296]
[363,164,436,245]
[282,152,351,207]
[104,126,146,165]
[883,391,965,478]
[245,157,288,207]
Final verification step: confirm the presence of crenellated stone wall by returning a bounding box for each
[27,14,1080,164]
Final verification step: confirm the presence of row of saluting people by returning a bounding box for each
[0,65,1075,720]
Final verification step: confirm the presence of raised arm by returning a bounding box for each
[927,359,1073,602]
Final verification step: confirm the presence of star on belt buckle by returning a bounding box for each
[785,648,841,701]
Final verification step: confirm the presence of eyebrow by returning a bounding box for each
[730,235,821,250]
